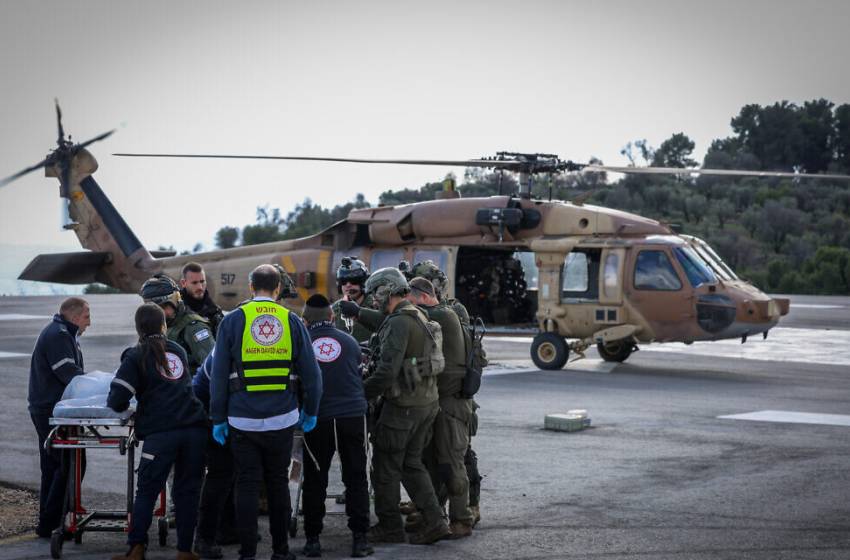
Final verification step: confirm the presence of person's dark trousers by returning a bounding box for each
[128,426,206,552]
[231,426,294,558]
[196,431,236,542]
[31,412,86,535]
[303,416,370,538]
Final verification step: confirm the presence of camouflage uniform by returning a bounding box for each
[419,302,474,527]
[167,307,214,371]
[364,299,443,538]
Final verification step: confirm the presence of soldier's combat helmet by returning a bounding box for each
[411,260,449,298]
[336,256,370,286]
[272,264,298,299]
[364,267,410,300]
[140,273,183,311]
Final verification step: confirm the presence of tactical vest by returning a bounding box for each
[235,300,293,393]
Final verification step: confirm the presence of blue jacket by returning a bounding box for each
[308,321,367,421]
[210,298,322,425]
[192,351,213,411]
[108,339,207,439]
[28,314,85,415]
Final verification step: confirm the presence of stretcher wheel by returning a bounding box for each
[288,516,298,538]
[158,517,168,546]
[50,530,63,558]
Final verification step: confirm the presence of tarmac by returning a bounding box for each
[1,293,850,559]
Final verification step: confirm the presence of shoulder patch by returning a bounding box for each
[193,329,211,342]
[160,351,186,381]
[312,336,342,363]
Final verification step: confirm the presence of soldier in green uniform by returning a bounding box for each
[332,256,384,343]
[406,277,475,537]
[362,268,450,545]
[140,274,215,371]
[408,260,484,527]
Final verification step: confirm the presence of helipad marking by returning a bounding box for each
[0,313,48,321]
[0,351,29,359]
[719,410,850,427]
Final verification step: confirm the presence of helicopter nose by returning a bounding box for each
[745,298,789,322]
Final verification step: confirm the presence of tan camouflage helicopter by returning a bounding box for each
[5,102,850,369]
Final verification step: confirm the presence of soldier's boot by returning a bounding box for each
[302,536,322,558]
[470,505,481,527]
[351,532,374,558]
[408,519,450,545]
[447,521,473,540]
[111,543,146,560]
[398,501,417,515]
[270,551,296,560]
[404,511,424,533]
[176,551,201,560]
[194,538,223,559]
[367,523,406,543]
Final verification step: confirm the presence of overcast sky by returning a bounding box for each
[1,0,849,257]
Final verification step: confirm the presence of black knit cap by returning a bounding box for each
[305,294,331,309]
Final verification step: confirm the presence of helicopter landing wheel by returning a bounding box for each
[596,340,634,363]
[531,333,569,370]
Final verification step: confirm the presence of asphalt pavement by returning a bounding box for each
[1,294,849,559]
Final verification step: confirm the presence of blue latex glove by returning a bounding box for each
[299,410,317,433]
[212,422,229,445]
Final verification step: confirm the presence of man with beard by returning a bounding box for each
[141,274,214,371]
[332,256,384,343]
[180,262,224,335]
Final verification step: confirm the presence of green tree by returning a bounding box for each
[651,133,697,168]
[242,206,285,246]
[215,226,239,249]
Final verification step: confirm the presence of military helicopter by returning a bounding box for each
[5,102,850,370]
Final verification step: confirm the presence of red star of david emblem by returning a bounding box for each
[319,342,334,356]
[257,320,277,339]
[167,355,179,372]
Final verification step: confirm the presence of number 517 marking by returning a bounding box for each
[221,273,236,285]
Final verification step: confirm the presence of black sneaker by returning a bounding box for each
[351,532,374,558]
[302,536,322,558]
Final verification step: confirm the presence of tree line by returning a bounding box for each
[210,99,850,295]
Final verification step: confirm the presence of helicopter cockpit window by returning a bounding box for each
[562,249,600,301]
[634,250,682,291]
[370,249,405,272]
[694,239,738,281]
[673,247,716,288]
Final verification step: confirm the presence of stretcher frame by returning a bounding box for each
[45,417,167,559]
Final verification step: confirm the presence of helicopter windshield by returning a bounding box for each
[685,236,739,281]
[673,246,716,288]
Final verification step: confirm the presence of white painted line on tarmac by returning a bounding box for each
[0,313,48,321]
[484,358,617,375]
[719,410,850,427]
[0,351,29,359]
[790,304,846,309]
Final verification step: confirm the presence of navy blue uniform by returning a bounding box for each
[192,352,238,545]
[210,297,322,559]
[28,314,86,537]
[108,339,207,553]
[303,321,370,538]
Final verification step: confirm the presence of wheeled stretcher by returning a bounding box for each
[45,417,167,559]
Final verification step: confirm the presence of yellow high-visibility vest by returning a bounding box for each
[238,300,293,392]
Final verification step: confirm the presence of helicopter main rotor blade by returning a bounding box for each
[583,164,850,181]
[0,156,52,189]
[76,129,116,150]
[55,98,65,146]
[111,153,519,169]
